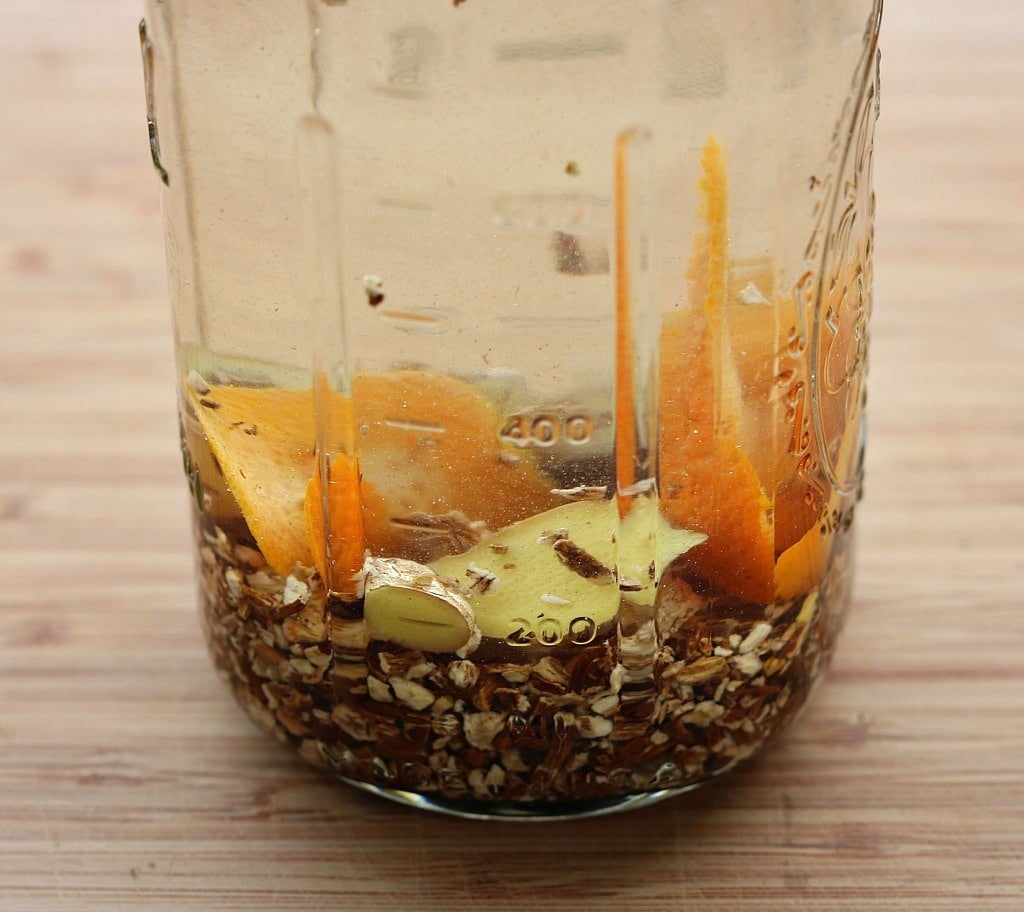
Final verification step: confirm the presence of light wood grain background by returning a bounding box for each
[2,1,1022,910]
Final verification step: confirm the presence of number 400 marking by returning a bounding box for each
[498,412,594,448]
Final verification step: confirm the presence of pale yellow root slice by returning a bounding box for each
[363,556,481,657]
[431,497,705,647]
[185,385,316,576]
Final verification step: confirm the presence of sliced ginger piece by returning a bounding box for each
[363,556,481,656]
[658,138,776,604]
[431,497,705,646]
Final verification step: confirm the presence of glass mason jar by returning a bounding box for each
[141,0,881,819]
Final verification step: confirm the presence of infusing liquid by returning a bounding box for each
[182,361,856,807]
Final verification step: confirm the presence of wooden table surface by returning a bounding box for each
[2,1,1022,909]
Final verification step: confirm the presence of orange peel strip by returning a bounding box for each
[658,138,776,604]
[305,454,370,599]
[774,518,830,602]
[659,311,776,604]
[187,371,558,578]
[614,129,637,517]
[184,385,316,576]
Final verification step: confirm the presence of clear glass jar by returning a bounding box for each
[142,0,881,819]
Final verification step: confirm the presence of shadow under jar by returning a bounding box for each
[142,0,881,820]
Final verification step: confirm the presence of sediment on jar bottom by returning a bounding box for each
[197,519,850,803]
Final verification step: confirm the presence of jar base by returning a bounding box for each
[339,776,704,821]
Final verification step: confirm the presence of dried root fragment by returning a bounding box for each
[363,557,481,657]
[552,539,614,584]
[197,504,844,804]
[550,485,607,501]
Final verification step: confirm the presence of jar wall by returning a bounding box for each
[146,0,881,818]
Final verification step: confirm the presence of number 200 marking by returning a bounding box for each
[505,615,598,648]
[498,413,593,448]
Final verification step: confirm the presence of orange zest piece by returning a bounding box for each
[187,370,559,579]
[184,385,316,576]
[658,138,776,604]
[347,371,560,556]
[721,277,822,556]
[774,518,830,602]
[659,311,776,603]
[614,129,637,517]
[305,454,370,599]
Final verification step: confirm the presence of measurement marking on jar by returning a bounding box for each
[384,418,446,434]
[375,196,433,213]
[498,412,594,448]
[380,307,450,335]
[505,615,598,648]
[492,193,607,232]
